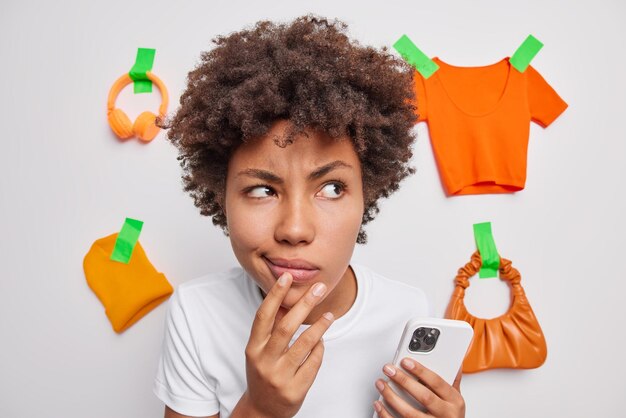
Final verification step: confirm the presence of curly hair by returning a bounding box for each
[161,15,418,244]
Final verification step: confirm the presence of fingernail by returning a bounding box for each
[323,311,334,321]
[312,282,327,297]
[383,364,396,377]
[401,358,414,370]
[373,400,382,413]
[375,380,385,392]
[278,273,289,286]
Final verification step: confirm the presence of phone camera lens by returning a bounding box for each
[424,335,436,345]
[409,340,421,351]
[414,328,426,338]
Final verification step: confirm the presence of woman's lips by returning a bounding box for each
[263,257,320,284]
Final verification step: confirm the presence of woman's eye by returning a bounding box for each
[247,186,275,198]
[318,182,345,199]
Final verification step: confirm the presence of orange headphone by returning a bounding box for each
[106,72,169,142]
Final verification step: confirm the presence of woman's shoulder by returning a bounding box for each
[352,263,429,308]
[173,266,249,306]
[179,266,245,290]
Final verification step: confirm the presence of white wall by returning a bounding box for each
[1,0,624,417]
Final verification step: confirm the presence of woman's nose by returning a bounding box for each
[273,196,315,246]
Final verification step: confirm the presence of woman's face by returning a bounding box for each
[224,120,364,317]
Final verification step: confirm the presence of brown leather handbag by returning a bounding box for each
[445,252,547,373]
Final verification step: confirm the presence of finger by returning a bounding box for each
[283,311,334,371]
[400,358,458,403]
[271,306,288,333]
[375,379,429,418]
[373,400,395,418]
[265,282,327,356]
[382,364,445,416]
[452,367,463,392]
[293,337,325,390]
[248,272,292,347]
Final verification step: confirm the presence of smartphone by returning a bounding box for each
[374,318,473,417]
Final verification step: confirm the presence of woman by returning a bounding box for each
[154,15,466,418]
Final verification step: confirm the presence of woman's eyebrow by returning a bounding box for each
[237,160,353,183]
[237,169,283,183]
[308,160,353,180]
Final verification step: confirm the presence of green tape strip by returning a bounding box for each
[473,222,500,279]
[110,218,144,264]
[393,35,439,79]
[129,48,156,94]
[510,35,543,73]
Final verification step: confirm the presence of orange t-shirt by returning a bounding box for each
[413,57,568,195]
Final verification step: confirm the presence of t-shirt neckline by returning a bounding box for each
[432,56,513,118]
[244,264,367,341]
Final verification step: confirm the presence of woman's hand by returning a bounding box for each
[240,272,335,418]
[373,358,465,418]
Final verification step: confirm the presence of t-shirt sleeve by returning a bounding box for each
[526,64,568,128]
[412,70,428,122]
[153,288,220,417]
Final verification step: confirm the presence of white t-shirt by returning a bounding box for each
[153,263,430,417]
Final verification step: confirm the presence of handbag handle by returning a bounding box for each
[452,251,526,300]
